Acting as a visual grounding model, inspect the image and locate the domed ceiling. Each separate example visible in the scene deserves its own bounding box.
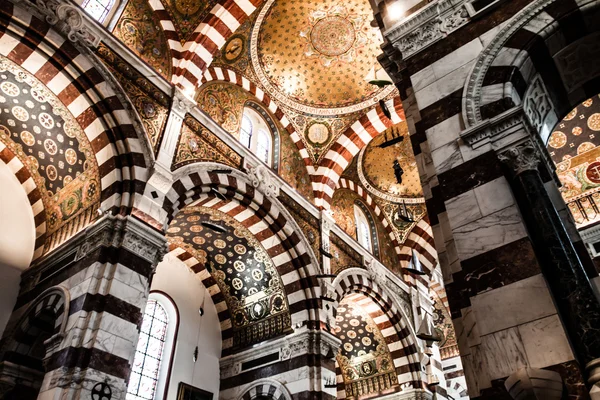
[334,294,398,397]
[0,57,100,244]
[167,205,291,349]
[251,0,395,116]
[359,122,423,201]
[548,95,600,228]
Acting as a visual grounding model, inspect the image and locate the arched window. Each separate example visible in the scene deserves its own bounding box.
[238,106,277,168]
[256,129,271,163]
[81,0,115,23]
[127,293,178,400]
[240,115,253,149]
[354,204,372,252]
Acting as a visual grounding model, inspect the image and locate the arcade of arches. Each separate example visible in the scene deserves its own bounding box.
[2,0,600,400]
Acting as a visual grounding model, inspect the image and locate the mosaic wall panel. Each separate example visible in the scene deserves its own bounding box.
[97,43,170,154]
[196,81,249,137]
[334,298,398,398]
[433,294,458,360]
[279,192,321,265]
[159,0,216,43]
[330,232,364,275]
[549,95,600,227]
[167,206,291,349]
[173,115,242,170]
[112,0,172,80]
[279,125,315,202]
[0,57,100,237]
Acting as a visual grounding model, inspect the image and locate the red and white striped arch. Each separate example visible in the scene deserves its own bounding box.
[332,268,424,390]
[0,3,152,254]
[170,0,264,91]
[313,98,405,209]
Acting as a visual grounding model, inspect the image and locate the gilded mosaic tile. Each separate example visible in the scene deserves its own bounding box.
[173,115,242,170]
[112,0,172,80]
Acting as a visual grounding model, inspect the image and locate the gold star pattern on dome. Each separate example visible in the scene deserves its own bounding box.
[255,0,393,111]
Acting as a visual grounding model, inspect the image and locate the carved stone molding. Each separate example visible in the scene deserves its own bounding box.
[23,0,101,47]
[171,87,196,118]
[522,74,555,140]
[460,106,532,148]
[246,162,281,198]
[384,1,469,59]
[498,140,541,176]
[462,0,557,127]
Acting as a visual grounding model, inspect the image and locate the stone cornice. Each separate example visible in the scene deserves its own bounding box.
[383,0,470,59]
[459,106,532,149]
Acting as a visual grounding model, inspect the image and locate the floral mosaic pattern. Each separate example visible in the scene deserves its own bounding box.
[196,82,249,136]
[160,0,213,43]
[0,57,100,236]
[279,128,315,202]
[335,297,398,398]
[173,115,242,170]
[167,206,291,349]
[113,0,172,79]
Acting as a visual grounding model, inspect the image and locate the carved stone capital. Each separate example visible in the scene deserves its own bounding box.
[171,87,196,117]
[498,140,541,176]
[245,162,281,198]
[31,0,100,47]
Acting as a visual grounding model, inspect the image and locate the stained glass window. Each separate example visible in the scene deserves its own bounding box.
[256,129,271,163]
[81,0,115,23]
[126,300,168,400]
[240,115,253,149]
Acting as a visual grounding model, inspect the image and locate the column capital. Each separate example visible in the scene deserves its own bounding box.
[497,140,541,176]
[171,86,196,117]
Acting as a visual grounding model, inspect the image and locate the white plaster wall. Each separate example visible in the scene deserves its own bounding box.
[151,254,222,400]
[0,161,35,336]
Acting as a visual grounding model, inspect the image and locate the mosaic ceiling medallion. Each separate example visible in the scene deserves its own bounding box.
[251,0,395,116]
[300,5,367,67]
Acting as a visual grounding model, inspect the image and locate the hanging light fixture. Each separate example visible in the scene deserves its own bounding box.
[201,220,228,233]
[403,249,426,275]
[416,312,442,343]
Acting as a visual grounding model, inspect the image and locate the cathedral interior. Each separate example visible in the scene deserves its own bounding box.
[1,0,600,399]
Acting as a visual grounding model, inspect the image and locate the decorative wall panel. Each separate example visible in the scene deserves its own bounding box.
[335,298,398,398]
[97,43,170,154]
[113,0,172,79]
[173,115,242,170]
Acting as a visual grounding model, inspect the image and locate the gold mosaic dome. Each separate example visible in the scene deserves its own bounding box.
[252,0,395,116]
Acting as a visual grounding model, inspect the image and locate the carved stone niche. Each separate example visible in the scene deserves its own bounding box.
[504,368,564,399]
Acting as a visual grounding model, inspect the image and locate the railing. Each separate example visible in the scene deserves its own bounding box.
[439,344,460,360]
[567,192,600,229]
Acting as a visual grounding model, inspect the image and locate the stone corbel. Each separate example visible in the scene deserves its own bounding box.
[245,160,281,198]
[29,0,101,47]
[171,86,197,118]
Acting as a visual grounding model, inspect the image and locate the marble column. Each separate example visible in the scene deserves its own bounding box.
[498,140,600,392]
